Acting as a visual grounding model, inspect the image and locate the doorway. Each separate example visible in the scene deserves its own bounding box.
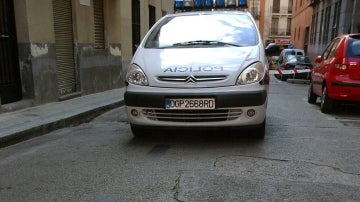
[0,0,22,104]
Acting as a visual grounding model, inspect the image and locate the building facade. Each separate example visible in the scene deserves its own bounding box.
[291,0,313,54]
[0,0,173,112]
[307,0,360,59]
[263,0,293,48]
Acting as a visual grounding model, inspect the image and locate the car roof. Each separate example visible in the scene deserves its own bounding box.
[336,33,360,38]
[281,48,304,52]
[165,10,251,17]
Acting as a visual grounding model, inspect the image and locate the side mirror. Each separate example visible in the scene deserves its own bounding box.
[315,56,322,63]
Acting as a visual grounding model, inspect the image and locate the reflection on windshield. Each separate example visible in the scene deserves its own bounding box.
[145,13,258,49]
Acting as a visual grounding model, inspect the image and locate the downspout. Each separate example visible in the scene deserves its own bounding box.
[351,0,357,33]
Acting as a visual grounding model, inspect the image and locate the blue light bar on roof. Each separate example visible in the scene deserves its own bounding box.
[227,0,236,7]
[174,0,183,10]
[238,0,247,8]
[183,0,193,8]
[174,0,247,11]
[204,0,214,8]
[193,0,204,8]
[215,0,225,8]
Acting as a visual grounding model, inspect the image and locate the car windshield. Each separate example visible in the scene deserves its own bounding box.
[286,55,311,63]
[284,50,303,56]
[144,13,258,49]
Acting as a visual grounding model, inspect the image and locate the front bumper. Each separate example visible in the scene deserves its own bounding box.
[124,85,268,127]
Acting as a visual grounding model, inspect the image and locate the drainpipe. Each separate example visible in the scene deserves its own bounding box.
[351,0,357,33]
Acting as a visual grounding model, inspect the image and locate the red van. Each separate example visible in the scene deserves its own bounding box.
[308,33,360,113]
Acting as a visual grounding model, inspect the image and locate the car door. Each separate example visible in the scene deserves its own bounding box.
[312,38,341,95]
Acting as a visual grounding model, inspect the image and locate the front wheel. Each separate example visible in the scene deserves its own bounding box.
[253,120,266,139]
[320,86,333,113]
[130,124,147,137]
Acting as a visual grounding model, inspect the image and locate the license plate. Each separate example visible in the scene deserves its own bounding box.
[165,98,215,109]
[295,65,307,69]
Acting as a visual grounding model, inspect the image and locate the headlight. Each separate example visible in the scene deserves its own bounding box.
[237,62,265,85]
[126,64,149,86]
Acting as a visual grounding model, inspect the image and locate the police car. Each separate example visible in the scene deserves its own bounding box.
[124,0,270,138]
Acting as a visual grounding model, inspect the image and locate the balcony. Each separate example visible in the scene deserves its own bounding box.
[270,28,291,36]
[271,6,293,15]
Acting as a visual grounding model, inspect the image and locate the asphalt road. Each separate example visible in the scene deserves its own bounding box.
[1,76,360,201]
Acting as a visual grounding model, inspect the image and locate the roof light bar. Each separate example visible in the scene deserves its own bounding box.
[238,0,247,8]
[215,0,225,8]
[194,0,204,8]
[227,0,236,8]
[174,0,248,12]
[183,0,193,8]
[204,0,214,8]
[174,0,183,10]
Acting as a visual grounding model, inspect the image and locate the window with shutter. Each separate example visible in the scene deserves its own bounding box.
[94,0,105,49]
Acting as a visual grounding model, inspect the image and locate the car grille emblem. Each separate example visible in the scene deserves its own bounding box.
[185,75,197,83]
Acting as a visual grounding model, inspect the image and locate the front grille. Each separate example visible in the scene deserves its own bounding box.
[144,109,242,122]
[158,75,227,83]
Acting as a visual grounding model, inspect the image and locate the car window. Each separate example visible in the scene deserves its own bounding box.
[328,38,341,58]
[346,36,360,57]
[284,51,292,56]
[144,13,258,48]
[295,56,311,63]
[323,38,340,60]
[284,50,303,56]
[286,55,310,63]
[285,55,296,60]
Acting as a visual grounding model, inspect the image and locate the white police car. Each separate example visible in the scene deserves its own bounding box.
[125,2,270,138]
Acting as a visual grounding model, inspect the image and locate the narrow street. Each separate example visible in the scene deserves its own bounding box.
[1,76,360,201]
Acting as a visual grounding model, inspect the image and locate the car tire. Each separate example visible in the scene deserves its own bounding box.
[320,86,333,113]
[253,120,266,139]
[130,124,147,137]
[307,83,317,104]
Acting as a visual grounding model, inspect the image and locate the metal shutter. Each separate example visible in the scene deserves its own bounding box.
[52,0,76,96]
[93,0,105,49]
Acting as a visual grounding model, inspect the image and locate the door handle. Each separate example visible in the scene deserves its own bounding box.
[0,34,10,38]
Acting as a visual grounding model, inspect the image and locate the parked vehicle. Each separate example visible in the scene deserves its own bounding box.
[308,33,360,113]
[275,55,313,81]
[124,9,272,138]
[277,48,305,66]
[265,43,281,58]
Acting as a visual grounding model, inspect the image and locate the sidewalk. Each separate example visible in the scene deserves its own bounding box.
[0,88,125,148]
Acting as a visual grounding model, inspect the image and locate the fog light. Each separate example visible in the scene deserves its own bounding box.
[247,109,256,117]
[142,109,155,116]
[228,109,242,120]
[131,109,139,117]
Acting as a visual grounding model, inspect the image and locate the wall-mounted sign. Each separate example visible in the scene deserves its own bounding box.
[275,39,291,45]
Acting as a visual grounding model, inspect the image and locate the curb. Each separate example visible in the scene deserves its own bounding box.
[0,100,124,148]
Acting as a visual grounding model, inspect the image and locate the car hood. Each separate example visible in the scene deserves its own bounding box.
[132,46,261,88]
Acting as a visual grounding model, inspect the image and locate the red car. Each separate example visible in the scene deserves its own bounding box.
[308,33,360,113]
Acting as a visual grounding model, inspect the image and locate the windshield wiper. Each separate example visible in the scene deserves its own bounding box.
[172,40,242,47]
